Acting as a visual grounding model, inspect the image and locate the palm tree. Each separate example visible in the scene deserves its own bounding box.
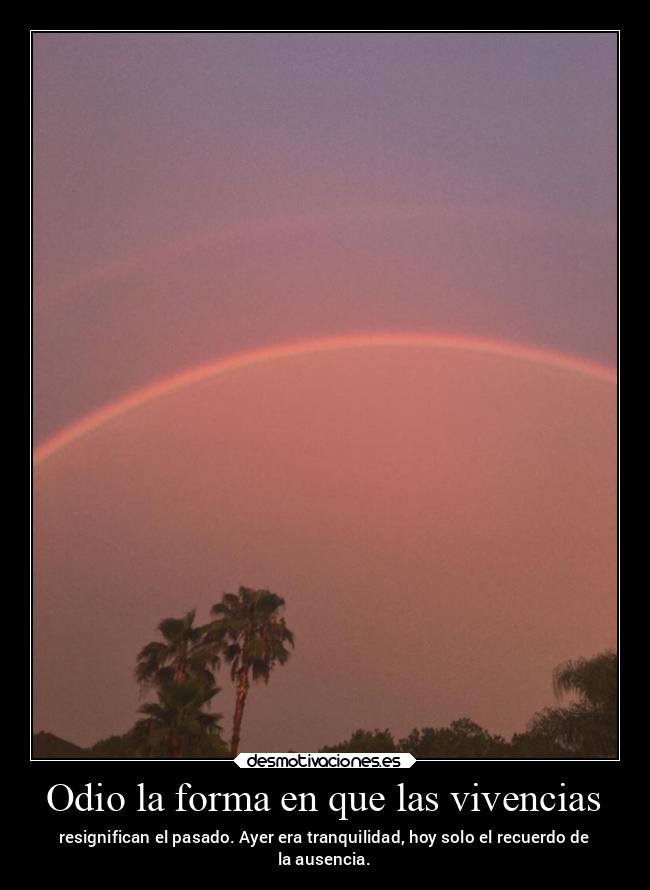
[208,586,295,756]
[527,650,617,756]
[133,675,222,757]
[553,650,617,714]
[135,609,220,689]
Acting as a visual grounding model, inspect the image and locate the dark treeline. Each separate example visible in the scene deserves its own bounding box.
[33,588,617,759]
[321,651,617,758]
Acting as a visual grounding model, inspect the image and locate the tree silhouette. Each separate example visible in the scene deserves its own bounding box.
[321,728,397,753]
[400,718,509,757]
[133,675,222,757]
[208,587,294,756]
[135,609,220,689]
[526,650,617,756]
[553,651,617,712]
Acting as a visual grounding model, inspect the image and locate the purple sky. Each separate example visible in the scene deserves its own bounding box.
[34,32,616,442]
[33,32,617,751]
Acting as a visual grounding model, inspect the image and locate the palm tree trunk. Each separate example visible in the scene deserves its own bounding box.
[169,730,183,758]
[230,669,250,756]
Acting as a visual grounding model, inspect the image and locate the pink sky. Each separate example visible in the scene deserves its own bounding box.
[33,32,617,751]
[34,347,616,749]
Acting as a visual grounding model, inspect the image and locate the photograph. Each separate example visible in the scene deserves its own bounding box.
[32,30,617,762]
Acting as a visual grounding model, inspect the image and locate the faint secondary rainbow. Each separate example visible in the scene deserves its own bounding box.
[34,333,616,466]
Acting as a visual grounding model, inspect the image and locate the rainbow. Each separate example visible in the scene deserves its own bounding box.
[33,333,617,466]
